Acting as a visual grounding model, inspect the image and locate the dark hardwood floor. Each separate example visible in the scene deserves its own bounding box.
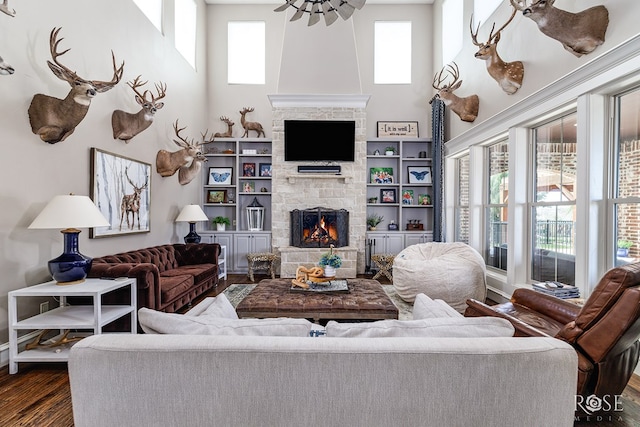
[2,273,639,426]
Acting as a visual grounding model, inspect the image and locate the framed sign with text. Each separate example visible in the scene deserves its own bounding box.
[377,121,419,137]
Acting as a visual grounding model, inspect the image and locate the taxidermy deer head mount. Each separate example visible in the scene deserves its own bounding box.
[156,119,206,179]
[0,0,15,17]
[239,107,265,138]
[28,27,125,144]
[112,75,167,142]
[431,62,479,123]
[0,55,14,75]
[470,9,524,95]
[178,129,212,185]
[213,116,234,138]
[510,0,608,57]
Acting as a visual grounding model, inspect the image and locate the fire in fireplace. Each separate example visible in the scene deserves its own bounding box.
[290,207,349,248]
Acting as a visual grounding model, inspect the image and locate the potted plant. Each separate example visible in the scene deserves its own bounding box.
[617,240,634,257]
[318,244,342,277]
[212,216,231,231]
[384,146,396,156]
[367,214,384,231]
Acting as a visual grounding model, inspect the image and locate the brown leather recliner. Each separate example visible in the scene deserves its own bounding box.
[465,262,640,398]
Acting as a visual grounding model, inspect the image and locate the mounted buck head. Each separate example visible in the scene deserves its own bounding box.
[431,62,479,123]
[510,0,608,57]
[28,27,124,144]
[239,107,265,138]
[213,116,234,138]
[155,119,205,178]
[0,55,14,75]
[178,130,211,185]
[470,9,524,95]
[111,75,167,142]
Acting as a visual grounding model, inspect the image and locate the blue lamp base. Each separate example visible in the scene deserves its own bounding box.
[184,222,201,244]
[48,229,92,285]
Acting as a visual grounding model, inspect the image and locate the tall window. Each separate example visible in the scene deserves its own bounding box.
[613,88,640,266]
[228,21,265,84]
[455,154,470,244]
[175,0,197,68]
[442,0,463,65]
[485,140,508,270]
[374,21,411,84]
[531,113,577,284]
[133,0,162,32]
[473,0,503,27]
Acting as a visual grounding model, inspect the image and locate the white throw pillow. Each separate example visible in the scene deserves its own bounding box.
[185,295,239,319]
[139,308,312,336]
[412,293,462,319]
[325,317,515,338]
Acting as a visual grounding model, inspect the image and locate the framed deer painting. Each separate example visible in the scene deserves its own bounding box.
[90,148,151,238]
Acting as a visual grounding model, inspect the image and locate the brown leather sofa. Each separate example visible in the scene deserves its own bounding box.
[88,243,221,313]
[465,262,640,399]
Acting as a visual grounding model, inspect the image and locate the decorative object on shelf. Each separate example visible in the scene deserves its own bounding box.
[384,146,396,156]
[407,166,432,184]
[431,62,479,123]
[246,197,265,231]
[28,27,124,144]
[274,0,366,27]
[90,148,150,238]
[419,194,432,205]
[367,213,384,231]
[510,0,608,58]
[242,149,258,155]
[243,181,255,193]
[28,194,110,285]
[470,9,524,95]
[319,244,342,278]
[617,240,634,258]
[112,75,167,142]
[370,167,394,184]
[156,119,206,178]
[402,189,414,205]
[0,55,14,75]
[239,107,265,138]
[175,204,209,244]
[367,196,378,204]
[208,167,233,185]
[380,188,397,204]
[260,187,269,192]
[419,151,427,158]
[212,216,231,231]
[1,0,16,16]
[213,116,234,138]
[388,220,399,231]
[377,121,419,138]
[243,162,256,177]
[373,149,381,156]
[259,163,272,177]
[406,219,424,231]
[207,190,227,204]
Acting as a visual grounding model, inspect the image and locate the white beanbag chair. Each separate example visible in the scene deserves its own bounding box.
[393,242,487,313]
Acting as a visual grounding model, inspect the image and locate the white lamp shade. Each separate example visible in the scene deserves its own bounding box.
[175,204,209,223]
[29,195,110,229]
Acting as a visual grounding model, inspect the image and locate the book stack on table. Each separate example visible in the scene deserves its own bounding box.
[532,282,580,299]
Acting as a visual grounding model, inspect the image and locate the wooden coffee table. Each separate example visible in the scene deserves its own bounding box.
[235,278,399,322]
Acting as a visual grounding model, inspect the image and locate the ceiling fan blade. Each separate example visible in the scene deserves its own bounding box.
[290,1,309,21]
[345,0,366,10]
[274,0,296,12]
[336,2,355,20]
[322,2,339,26]
[308,1,321,26]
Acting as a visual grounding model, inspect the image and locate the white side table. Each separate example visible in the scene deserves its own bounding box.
[8,277,137,374]
[218,245,227,280]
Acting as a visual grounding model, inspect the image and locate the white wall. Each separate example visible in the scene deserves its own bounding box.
[0,0,209,346]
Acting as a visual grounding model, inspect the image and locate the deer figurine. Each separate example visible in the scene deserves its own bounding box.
[156,119,205,177]
[28,27,124,144]
[510,0,608,57]
[0,0,15,17]
[431,62,479,123]
[0,55,14,75]
[178,130,211,185]
[470,9,524,95]
[120,167,149,231]
[111,75,167,142]
[213,116,234,138]
[239,107,265,138]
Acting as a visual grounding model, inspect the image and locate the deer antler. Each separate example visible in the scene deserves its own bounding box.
[152,82,167,102]
[488,8,517,43]
[172,119,193,148]
[90,51,124,92]
[48,27,75,78]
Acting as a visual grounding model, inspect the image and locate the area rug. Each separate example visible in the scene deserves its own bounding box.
[223,283,413,320]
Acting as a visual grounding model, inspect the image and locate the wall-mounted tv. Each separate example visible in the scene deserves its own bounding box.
[284,120,355,162]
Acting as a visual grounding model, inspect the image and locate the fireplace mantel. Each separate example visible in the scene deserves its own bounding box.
[268,94,371,108]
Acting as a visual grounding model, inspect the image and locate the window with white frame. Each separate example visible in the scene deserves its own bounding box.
[442,0,463,65]
[530,112,577,285]
[612,87,640,266]
[374,21,411,84]
[484,140,508,270]
[472,0,503,27]
[175,0,197,68]
[455,154,470,244]
[133,0,163,32]
[228,21,265,85]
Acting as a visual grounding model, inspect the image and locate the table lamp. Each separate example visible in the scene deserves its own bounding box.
[175,204,209,243]
[28,194,110,285]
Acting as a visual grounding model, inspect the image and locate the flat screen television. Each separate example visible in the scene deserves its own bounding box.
[284,120,355,162]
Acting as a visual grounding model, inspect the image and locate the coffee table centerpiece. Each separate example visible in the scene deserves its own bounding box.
[318,244,342,278]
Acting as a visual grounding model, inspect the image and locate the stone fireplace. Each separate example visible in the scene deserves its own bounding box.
[290,207,349,248]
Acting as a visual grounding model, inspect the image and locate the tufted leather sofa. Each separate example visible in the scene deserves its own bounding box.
[88,243,221,313]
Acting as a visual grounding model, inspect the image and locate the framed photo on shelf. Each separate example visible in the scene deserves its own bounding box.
[207,189,227,204]
[380,188,397,204]
[418,194,432,205]
[242,162,256,177]
[402,189,414,205]
[370,167,394,184]
[259,163,272,177]
[243,181,255,193]
[407,166,432,184]
[208,167,233,185]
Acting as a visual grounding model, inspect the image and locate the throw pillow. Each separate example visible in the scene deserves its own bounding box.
[412,293,462,319]
[325,317,515,338]
[185,295,238,319]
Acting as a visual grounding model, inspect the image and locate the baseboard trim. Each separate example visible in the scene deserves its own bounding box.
[0,330,44,369]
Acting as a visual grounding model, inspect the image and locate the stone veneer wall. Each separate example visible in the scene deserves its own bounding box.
[271,106,367,278]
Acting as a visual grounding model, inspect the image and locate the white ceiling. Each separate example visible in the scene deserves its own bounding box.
[204,0,434,4]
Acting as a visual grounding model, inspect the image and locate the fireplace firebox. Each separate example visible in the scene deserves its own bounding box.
[290,207,349,248]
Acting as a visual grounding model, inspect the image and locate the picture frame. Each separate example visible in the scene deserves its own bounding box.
[243,181,255,193]
[207,189,227,204]
[402,189,414,205]
[370,167,394,184]
[90,148,151,238]
[377,121,419,138]
[259,163,272,177]
[418,194,432,205]
[407,166,432,184]
[242,162,256,177]
[208,167,233,185]
[380,188,397,204]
